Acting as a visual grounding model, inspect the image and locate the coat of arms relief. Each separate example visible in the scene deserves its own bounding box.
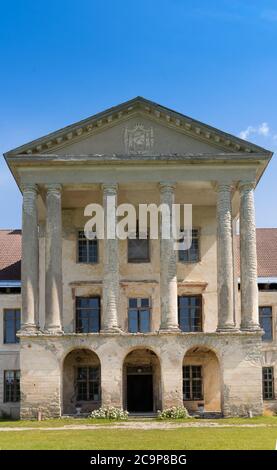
[124,123,154,154]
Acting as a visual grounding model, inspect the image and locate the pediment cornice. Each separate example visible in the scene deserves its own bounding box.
[4,97,272,157]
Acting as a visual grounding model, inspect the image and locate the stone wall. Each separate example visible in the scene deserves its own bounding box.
[19,331,263,419]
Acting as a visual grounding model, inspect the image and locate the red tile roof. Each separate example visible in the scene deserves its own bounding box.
[256,228,277,277]
[0,230,21,281]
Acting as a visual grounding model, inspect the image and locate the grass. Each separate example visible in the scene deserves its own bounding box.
[0,427,277,450]
[1,415,277,427]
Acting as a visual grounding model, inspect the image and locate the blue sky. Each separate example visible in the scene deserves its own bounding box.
[0,0,276,228]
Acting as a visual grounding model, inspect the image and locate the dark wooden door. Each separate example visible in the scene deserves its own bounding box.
[127,374,153,412]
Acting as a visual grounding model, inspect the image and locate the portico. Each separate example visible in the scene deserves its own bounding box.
[4,97,272,418]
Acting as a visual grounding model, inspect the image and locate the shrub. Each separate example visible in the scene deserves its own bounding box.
[157,406,189,420]
[89,406,129,420]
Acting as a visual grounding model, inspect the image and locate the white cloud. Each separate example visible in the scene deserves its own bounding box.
[239,122,270,140]
[258,122,270,137]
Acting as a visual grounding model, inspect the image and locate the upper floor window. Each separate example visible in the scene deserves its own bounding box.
[128,298,151,333]
[76,367,100,402]
[77,231,98,263]
[259,307,273,341]
[76,297,100,333]
[4,370,20,402]
[4,309,20,344]
[178,295,202,332]
[262,367,274,400]
[183,365,203,401]
[128,223,150,263]
[179,229,200,263]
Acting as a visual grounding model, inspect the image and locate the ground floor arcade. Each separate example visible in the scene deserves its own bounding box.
[17,331,263,419]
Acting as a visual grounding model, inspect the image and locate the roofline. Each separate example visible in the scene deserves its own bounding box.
[3,96,273,157]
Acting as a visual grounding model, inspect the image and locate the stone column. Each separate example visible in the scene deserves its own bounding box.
[21,184,39,331]
[239,181,260,330]
[44,184,63,333]
[216,183,236,331]
[159,182,179,331]
[102,183,120,332]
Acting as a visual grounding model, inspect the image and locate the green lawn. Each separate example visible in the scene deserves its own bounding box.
[0,427,277,450]
[0,415,277,427]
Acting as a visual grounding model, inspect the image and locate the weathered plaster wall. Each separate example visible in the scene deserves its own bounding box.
[19,332,263,419]
[0,294,21,418]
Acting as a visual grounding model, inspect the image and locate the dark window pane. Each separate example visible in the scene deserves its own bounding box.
[179,229,199,263]
[76,297,100,333]
[4,370,20,402]
[178,296,202,332]
[128,309,138,333]
[183,365,203,401]
[263,367,274,400]
[128,238,150,263]
[4,309,21,344]
[78,231,98,263]
[259,307,273,341]
[76,367,100,401]
[139,309,150,333]
[129,298,137,308]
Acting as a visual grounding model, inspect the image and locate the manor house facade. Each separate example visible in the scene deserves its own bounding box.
[0,97,276,419]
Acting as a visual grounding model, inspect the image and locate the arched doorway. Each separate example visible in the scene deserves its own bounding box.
[123,348,161,414]
[183,346,221,414]
[63,349,101,415]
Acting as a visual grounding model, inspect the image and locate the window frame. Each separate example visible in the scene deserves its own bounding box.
[76,366,101,402]
[178,295,203,332]
[4,370,20,403]
[76,229,98,264]
[128,298,151,333]
[4,308,21,344]
[75,296,101,333]
[262,367,275,400]
[259,306,273,342]
[183,365,203,401]
[178,228,200,264]
[127,223,150,263]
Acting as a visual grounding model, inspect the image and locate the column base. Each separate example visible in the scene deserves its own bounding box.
[240,323,261,332]
[43,325,64,335]
[159,325,180,333]
[216,324,239,332]
[101,326,122,334]
[19,323,39,335]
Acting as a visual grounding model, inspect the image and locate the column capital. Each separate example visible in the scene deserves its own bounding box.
[22,183,38,194]
[45,183,62,194]
[159,181,176,193]
[238,180,256,192]
[215,181,234,192]
[102,183,118,195]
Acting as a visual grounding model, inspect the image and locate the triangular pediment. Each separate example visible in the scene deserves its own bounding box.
[5,97,271,157]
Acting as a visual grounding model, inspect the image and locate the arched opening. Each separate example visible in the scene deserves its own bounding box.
[183,346,221,414]
[123,348,161,414]
[63,348,101,415]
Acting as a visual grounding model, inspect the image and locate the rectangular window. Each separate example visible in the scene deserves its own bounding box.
[263,367,274,400]
[4,370,20,402]
[178,296,202,332]
[76,367,100,401]
[76,297,100,333]
[183,365,203,400]
[128,298,151,333]
[179,229,200,263]
[128,223,150,263]
[4,309,21,344]
[77,231,98,263]
[259,307,273,341]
